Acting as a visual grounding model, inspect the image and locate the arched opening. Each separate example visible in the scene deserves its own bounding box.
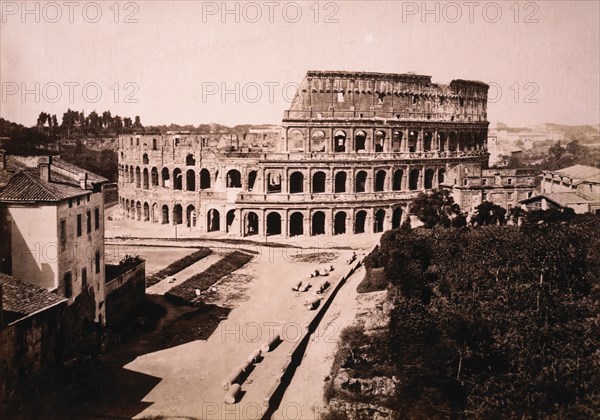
[135,167,141,188]
[289,212,304,237]
[129,167,134,184]
[187,205,196,227]
[226,209,236,233]
[151,167,158,187]
[311,211,325,236]
[355,171,368,193]
[459,132,467,151]
[354,210,367,234]
[245,212,259,236]
[143,202,150,221]
[374,209,385,233]
[438,132,447,151]
[355,130,366,152]
[312,171,326,193]
[335,171,347,193]
[248,171,257,191]
[408,130,418,152]
[142,168,149,189]
[423,132,433,151]
[392,130,403,151]
[288,129,304,152]
[135,201,141,220]
[311,130,326,152]
[162,205,169,224]
[161,168,170,188]
[375,170,386,192]
[152,138,157,150]
[409,169,420,190]
[152,203,158,223]
[124,199,129,217]
[267,171,282,193]
[438,168,446,184]
[186,154,196,166]
[173,168,182,190]
[393,169,403,191]
[266,212,282,236]
[424,169,435,189]
[186,170,195,191]
[227,170,242,188]
[173,204,183,225]
[200,169,211,189]
[142,153,149,165]
[374,130,386,152]
[334,212,347,235]
[334,130,346,152]
[449,132,458,151]
[392,208,403,229]
[207,209,220,232]
[289,172,304,194]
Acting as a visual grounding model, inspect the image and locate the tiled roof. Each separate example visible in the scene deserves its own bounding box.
[553,165,600,181]
[0,273,66,320]
[520,192,597,206]
[51,158,107,184]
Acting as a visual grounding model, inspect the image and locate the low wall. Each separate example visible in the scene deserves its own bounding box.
[105,262,145,326]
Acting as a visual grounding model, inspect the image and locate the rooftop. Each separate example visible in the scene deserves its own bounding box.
[549,165,600,183]
[520,192,598,207]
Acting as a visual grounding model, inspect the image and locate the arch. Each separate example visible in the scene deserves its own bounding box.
[374,209,385,233]
[335,171,347,193]
[226,209,236,233]
[248,170,257,191]
[186,154,196,166]
[374,130,386,152]
[289,212,304,237]
[334,130,347,152]
[161,204,169,224]
[125,199,130,217]
[142,168,149,189]
[375,170,386,192]
[354,210,367,234]
[143,202,150,221]
[151,167,159,187]
[227,170,242,188]
[409,169,420,190]
[152,138,157,151]
[186,169,196,191]
[392,130,403,151]
[135,201,142,221]
[187,205,196,227]
[161,167,170,188]
[129,166,134,184]
[334,212,347,235]
[438,132,447,151]
[244,212,259,236]
[311,211,325,236]
[355,130,366,152]
[311,130,326,152]
[393,169,403,191]
[459,132,467,151]
[449,132,458,151]
[438,168,446,184]
[266,212,282,236]
[200,169,211,189]
[288,129,304,152]
[423,131,433,151]
[392,207,403,229]
[124,165,129,183]
[173,168,182,190]
[289,172,304,194]
[151,203,158,223]
[355,171,368,193]
[424,169,435,189]
[408,130,418,152]
[267,171,282,193]
[135,167,141,188]
[312,171,326,193]
[207,209,220,232]
[173,204,183,225]
[142,153,149,165]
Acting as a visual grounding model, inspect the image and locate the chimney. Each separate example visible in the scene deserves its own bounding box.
[38,156,52,182]
[79,172,88,190]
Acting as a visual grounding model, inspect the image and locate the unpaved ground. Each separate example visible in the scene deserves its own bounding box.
[105,244,201,275]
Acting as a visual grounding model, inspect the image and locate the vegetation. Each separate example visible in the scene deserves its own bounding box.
[410,190,466,228]
[339,213,600,418]
[105,254,145,281]
[145,248,212,287]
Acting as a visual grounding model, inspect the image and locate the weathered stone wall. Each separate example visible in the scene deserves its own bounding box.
[105,261,145,326]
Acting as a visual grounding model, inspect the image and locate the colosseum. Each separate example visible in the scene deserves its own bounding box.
[118,70,491,237]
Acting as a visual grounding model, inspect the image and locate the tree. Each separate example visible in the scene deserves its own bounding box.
[471,201,507,226]
[548,143,565,161]
[411,189,463,228]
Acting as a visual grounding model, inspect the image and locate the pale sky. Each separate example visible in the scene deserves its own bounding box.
[1,1,599,127]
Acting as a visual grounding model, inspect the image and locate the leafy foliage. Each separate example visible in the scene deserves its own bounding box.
[411,189,464,228]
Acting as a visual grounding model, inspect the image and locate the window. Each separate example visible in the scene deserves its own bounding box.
[95,251,101,274]
[337,92,344,102]
[507,192,514,200]
[507,178,513,185]
[86,210,92,234]
[94,207,100,230]
[482,179,487,185]
[77,214,82,237]
[87,194,90,202]
[68,199,73,208]
[82,268,87,287]
[483,193,488,200]
[60,219,67,250]
[77,197,80,206]
[64,272,72,298]
[463,179,469,186]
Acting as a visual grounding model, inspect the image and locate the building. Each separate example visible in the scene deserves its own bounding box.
[0,156,109,325]
[118,70,499,237]
[520,165,600,214]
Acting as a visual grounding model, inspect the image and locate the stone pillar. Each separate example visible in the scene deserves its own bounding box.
[403,128,409,152]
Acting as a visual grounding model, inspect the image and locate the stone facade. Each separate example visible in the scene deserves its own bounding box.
[118,70,497,237]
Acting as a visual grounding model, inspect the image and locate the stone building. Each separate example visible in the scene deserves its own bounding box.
[117,70,532,237]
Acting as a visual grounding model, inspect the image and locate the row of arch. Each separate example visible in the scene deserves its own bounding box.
[122,199,197,227]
